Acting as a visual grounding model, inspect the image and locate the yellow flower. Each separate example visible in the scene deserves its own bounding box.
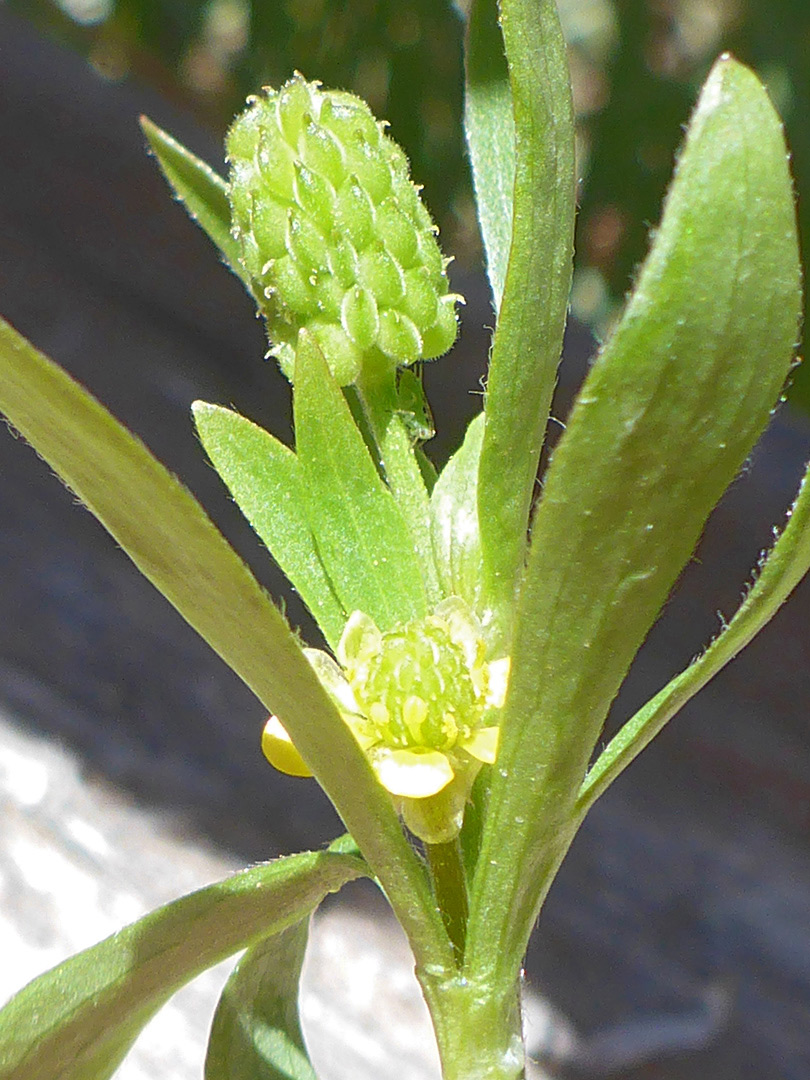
[261,597,510,842]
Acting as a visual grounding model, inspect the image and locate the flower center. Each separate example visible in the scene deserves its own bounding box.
[345,615,484,752]
[261,599,507,841]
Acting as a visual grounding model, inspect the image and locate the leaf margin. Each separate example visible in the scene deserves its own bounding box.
[0,851,365,1080]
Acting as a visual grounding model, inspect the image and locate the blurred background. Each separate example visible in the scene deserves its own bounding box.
[1,2,810,1078]
[4,0,809,399]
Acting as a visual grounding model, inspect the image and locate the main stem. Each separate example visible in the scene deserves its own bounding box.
[421,839,525,1079]
[419,966,526,1080]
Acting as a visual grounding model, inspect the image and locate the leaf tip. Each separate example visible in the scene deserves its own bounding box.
[139,114,161,148]
[191,400,221,432]
[700,50,766,114]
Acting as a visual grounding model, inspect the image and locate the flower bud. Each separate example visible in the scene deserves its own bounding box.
[227,74,461,385]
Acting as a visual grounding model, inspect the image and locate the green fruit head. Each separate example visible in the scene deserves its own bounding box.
[227,74,461,385]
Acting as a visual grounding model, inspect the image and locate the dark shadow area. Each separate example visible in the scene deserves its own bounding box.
[2,12,810,1077]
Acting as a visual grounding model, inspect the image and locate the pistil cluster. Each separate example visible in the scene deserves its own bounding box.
[227,74,460,385]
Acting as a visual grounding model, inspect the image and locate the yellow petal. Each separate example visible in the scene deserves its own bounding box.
[461,726,500,764]
[261,716,313,778]
[485,657,511,709]
[371,747,454,798]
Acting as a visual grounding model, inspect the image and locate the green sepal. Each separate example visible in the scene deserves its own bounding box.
[293,331,429,630]
[140,116,248,288]
[0,852,365,1080]
[466,55,803,993]
[430,412,485,616]
[192,402,346,650]
[205,921,317,1080]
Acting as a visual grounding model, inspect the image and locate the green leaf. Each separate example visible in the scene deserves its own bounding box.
[379,414,443,609]
[466,56,803,991]
[0,319,452,975]
[351,362,441,605]
[578,455,810,814]
[325,832,364,859]
[140,115,249,288]
[192,402,346,650]
[396,368,435,443]
[293,331,428,631]
[475,0,577,648]
[430,412,485,614]
[382,370,441,603]
[0,852,364,1080]
[205,922,316,1080]
[0,319,327,740]
[464,0,515,313]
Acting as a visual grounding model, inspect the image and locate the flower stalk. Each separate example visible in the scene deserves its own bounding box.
[426,838,469,964]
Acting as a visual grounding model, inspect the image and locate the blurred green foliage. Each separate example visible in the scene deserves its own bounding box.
[569,0,810,405]
[8,0,466,229]
[12,0,809,401]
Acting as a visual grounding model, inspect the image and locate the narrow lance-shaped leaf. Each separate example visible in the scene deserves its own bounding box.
[578,455,810,814]
[205,921,316,1080]
[0,851,365,1080]
[193,402,346,650]
[466,56,803,991]
[140,116,249,287]
[0,319,452,974]
[475,0,577,648]
[464,0,516,312]
[294,331,429,631]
